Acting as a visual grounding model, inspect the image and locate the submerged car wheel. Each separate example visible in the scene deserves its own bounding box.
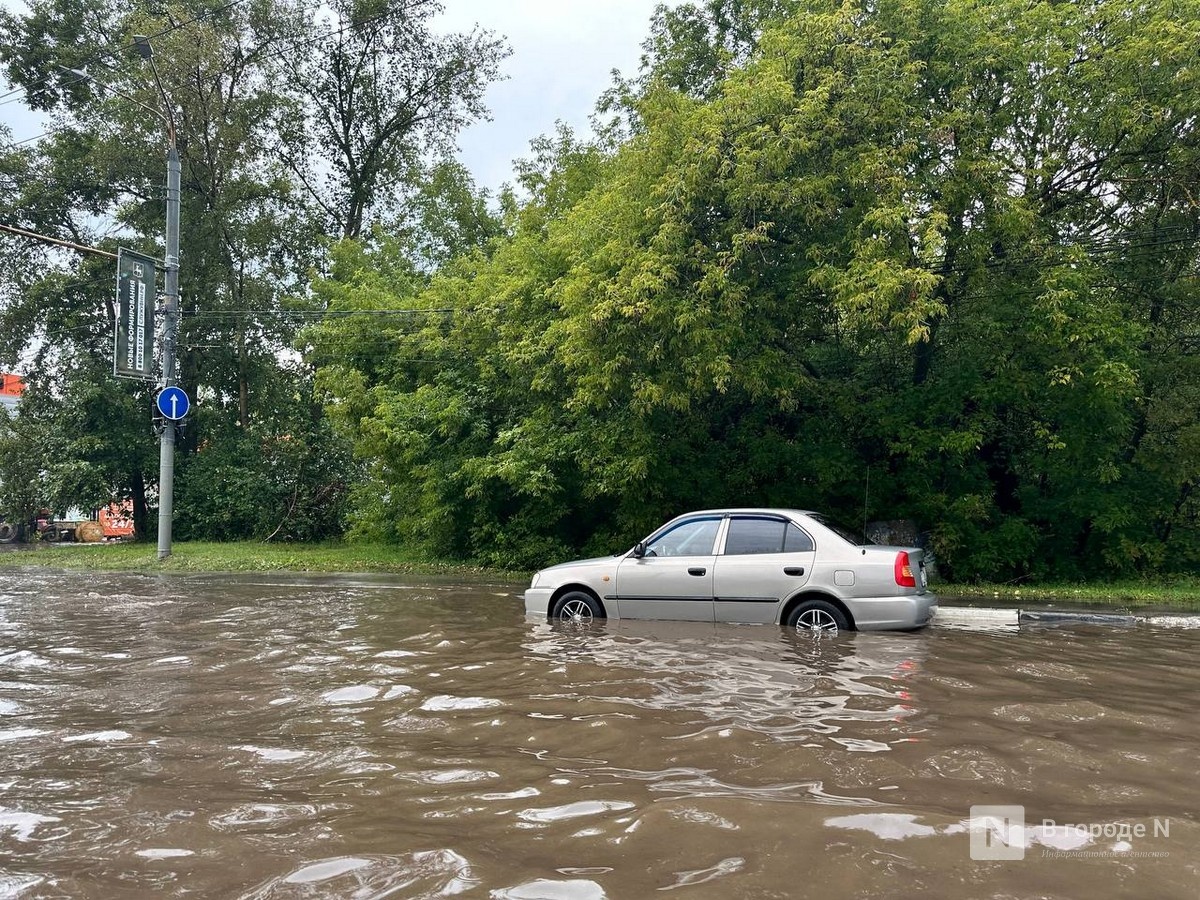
[551,591,603,625]
[787,599,849,633]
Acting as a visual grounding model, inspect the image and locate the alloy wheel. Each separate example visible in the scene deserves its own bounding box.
[795,608,839,633]
[558,598,594,624]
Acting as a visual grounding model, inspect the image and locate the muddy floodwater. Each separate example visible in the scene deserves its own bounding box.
[1,572,1197,898]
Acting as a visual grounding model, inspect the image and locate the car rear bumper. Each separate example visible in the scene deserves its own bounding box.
[524,587,554,617]
[850,592,938,631]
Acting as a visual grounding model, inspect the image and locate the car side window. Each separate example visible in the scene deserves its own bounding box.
[724,517,787,555]
[722,518,814,555]
[783,522,815,553]
[647,518,721,557]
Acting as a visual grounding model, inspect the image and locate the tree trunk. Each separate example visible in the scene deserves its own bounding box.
[238,327,249,427]
[130,469,148,541]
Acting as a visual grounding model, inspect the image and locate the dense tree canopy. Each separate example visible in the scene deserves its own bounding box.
[310,0,1200,579]
[0,0,506,541]
[0,0,1194,580]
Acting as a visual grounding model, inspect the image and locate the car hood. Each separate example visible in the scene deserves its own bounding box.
[537,554,622,575]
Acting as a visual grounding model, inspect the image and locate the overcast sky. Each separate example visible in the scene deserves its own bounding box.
[439,0,678,192]
[0,0,680,193]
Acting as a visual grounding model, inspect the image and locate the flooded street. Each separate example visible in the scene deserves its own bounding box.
[1,572,1197,898]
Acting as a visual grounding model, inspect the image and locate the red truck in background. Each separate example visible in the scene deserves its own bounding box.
[0,372,22,414]
[1,503,136,544]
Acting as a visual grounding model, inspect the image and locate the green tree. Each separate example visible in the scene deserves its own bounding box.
[312,0,1200,578]
[0,0,507,542]
[268,0,508,239]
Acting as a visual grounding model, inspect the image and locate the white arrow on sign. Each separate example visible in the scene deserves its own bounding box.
[157,387,190,420]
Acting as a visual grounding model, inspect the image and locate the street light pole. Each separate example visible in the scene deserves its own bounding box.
[132,35,181,561]
[158,139,180,560]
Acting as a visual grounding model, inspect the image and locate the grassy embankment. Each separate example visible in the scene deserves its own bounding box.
[934,580,1200,611]
[0,540,524,581]
[2,540,1197,610]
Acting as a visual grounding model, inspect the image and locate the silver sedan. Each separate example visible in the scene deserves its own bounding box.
[524,509,937,631]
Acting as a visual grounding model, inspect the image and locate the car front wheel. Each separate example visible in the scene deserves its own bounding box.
[787,599,849,633]
[551,591,603,625]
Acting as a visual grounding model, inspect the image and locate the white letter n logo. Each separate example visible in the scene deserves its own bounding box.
[969,805,1026,860]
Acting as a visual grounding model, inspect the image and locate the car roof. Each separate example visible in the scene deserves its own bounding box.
[672,508,818,518]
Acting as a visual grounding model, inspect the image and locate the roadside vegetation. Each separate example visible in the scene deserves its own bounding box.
[1,1,1197,588]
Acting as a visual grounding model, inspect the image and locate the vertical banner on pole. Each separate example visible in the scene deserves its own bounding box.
[115,249,157,380]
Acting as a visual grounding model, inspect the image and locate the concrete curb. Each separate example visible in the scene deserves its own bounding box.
[933,606,1193,629]
[932,607,1019,628]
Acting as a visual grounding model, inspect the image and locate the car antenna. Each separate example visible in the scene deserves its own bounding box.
[861,465,869,554]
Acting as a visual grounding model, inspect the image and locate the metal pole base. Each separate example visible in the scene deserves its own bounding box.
[156,424,175,560]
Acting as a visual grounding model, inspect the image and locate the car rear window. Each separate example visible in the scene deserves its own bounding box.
[809,514,875,546]
[725,518,814,555]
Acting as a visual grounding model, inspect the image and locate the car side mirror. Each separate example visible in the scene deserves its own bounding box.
[632,541,646,559]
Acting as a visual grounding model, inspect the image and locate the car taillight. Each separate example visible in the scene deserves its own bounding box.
[894,551,917,588]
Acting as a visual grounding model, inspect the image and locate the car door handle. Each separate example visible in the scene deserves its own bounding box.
[784,567,805,576]
[688,567,706,576]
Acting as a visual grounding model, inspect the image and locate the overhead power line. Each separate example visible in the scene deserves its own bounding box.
[184,307,461,319]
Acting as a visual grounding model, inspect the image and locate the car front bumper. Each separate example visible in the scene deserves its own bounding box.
[524,587,554,617]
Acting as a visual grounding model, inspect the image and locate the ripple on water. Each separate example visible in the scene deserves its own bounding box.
[919,747,1027,785]
[62,731,132,744]
[237,746,310,762]
[478,787,540,801]
[135,848,195,859]
[0,874,45,896]
[0,809,62,841]
[0,728,48,743]
[209,803,319,834]
[993,700,1109,723]
[659,857,745,891]
[0,651,52,668]
[516,800,636,824]
[241,850,476,899]
[420,695,503,712]
[491,879,606,900]
[826,812,938,840]
[399,768,500,785]
[666,808,738,830]
[321,685,380,704]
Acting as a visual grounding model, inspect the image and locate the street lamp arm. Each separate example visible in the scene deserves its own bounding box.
[60,66,175,146]
[145,56,178,147]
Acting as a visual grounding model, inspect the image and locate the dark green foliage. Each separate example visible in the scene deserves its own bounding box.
[0,0,507,544]
[174,389,355,542]
[311,0,1200,579]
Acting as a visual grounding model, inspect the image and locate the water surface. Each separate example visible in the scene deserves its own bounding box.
[0,572,1196,897]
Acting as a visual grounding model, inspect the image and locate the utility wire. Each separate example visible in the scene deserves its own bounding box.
[183,307,462,319]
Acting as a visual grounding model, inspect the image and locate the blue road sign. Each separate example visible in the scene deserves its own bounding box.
[156,386,190,420]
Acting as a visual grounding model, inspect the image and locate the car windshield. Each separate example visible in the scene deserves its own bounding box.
[810,514,875,547]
